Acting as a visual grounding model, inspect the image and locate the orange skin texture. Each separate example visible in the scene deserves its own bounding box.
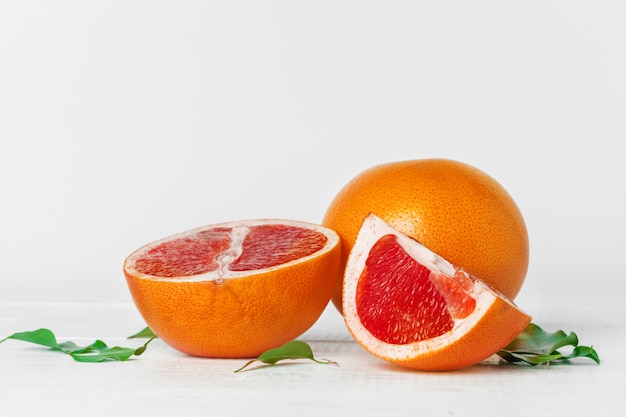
[125,239,340,358]
[323,159,529,312]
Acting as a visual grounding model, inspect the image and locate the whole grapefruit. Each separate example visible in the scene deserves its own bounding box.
[322,159,529,312]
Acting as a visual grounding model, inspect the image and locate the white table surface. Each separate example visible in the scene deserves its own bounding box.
[0,292,623,417]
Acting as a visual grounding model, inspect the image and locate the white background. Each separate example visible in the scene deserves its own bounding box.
[1,1,624,304]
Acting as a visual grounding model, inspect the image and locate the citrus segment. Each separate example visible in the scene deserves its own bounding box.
[230,224,328,271]
[343,214,532,371]
[134,228,231,277]
[124,219,340,358]
[323,158,529,312]
[356,234,455,344]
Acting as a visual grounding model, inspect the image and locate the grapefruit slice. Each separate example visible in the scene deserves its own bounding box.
[124,219,340,358]
[342,214,532,371]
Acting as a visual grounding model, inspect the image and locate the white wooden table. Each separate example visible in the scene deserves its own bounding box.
[1,293,623,416]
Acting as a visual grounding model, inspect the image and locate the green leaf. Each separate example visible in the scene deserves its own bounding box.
[1,328,156,363]
[566,345,601,363]
[1,328,64,351]
[234,340,338,372]
[128,326,157,339]
[497,323,600,365]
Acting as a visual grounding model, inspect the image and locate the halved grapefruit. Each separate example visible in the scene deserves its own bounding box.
[343,214,532,371]
[124,219,340,358]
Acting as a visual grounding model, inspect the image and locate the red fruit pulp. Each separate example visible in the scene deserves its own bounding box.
[134,225,328,277]
[355,234,476,345]
[230,225,328,271]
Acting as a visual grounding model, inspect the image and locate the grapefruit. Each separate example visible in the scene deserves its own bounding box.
[123,219,340,358]
[323,158,529,312]
[343,214,532,371]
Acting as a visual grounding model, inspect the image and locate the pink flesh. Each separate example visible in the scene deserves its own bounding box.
[230,224,327,271]
[134,224,327,277]
[134,228,232,277]
[355,234,475,345]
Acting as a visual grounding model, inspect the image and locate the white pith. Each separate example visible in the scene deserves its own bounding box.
[343,214,498,360]
[123,218,340,282]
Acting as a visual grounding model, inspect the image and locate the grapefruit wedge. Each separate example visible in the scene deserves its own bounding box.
[343,214,532,371]
[124,219,340,358]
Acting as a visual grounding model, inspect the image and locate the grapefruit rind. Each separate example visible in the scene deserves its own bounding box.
[343,214,531,371]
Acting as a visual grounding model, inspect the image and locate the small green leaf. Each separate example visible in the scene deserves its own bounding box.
[69,346,136,363]
[133,336,156,356]
[497,323,600,365]
[1,328,156,363]
[566,345,601,363]
[234,340,338,372]
[1,328,64,351]
[128,326,157,339]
